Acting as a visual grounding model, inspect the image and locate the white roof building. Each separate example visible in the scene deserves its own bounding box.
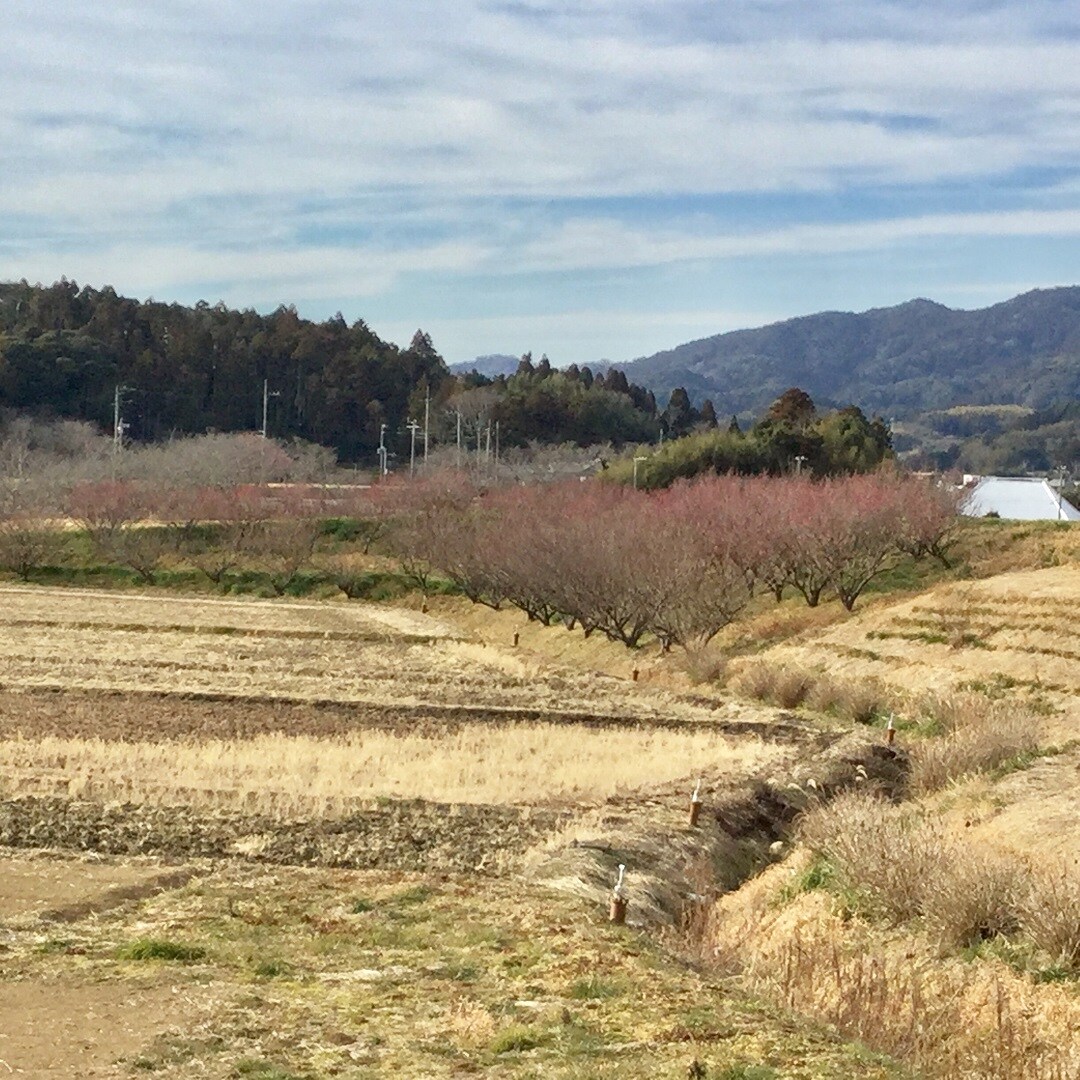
[962,476,1080,521]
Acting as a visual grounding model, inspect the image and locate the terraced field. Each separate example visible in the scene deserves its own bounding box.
[759,566,1080,734]
[0,583,800,842]
[0,583,899,1079]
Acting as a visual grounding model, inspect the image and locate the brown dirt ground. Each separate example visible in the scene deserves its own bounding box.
[0,977,198,1078]
[0,851,211,1078]
[0,851,175,921]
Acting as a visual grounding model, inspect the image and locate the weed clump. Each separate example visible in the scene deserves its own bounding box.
[908,693,1042,794]
[116,938,207,963]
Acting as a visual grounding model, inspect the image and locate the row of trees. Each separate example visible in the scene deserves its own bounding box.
[381,471,962,648]
[1,283,896,472]
[0,281,668,460]
[609,388,894,488]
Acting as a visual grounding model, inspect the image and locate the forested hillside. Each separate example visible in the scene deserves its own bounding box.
[0,281,661,460]
[620,287,1080,418]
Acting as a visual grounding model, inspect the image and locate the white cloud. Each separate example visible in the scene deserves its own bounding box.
[3,0,1080,358]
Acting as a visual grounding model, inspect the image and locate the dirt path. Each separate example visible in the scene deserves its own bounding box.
[0,978,196,1078]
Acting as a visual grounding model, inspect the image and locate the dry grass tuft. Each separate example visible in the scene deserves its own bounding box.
[795,789,1080,974]
[732,661,889,723]
[1017,862,1080,971]
[909,694,1043,794]
[713,893,1080,1080]
[446,999,498,1048]
[804,675,888,724]
[730,663,815,709]
[798,793,944,924]
[797,792,1025,951]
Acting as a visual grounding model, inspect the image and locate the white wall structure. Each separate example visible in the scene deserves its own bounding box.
[963,477,1080,521]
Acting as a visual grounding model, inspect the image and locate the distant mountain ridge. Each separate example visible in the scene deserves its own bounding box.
[618,287,1080,418]
[450,354,520,378]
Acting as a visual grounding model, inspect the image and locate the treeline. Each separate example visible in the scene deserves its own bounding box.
[0,424,959,643]
[0,281,661,460]
[0,279,446,461]
[608,388,893,488]
[0,282,898,472]
[379,471,961,648]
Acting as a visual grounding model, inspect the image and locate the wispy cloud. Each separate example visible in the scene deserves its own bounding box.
[3,0,1080,360]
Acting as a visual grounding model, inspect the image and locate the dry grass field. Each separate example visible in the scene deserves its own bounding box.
[743,566,1080,735]
[2,527,1078,1079]
[0,585,793,819]
[0,575,902,1078]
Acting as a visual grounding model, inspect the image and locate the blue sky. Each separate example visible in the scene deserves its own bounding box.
[4,0,1080,365]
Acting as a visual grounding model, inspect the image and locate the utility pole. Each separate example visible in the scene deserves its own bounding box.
[456,411,462,469]
[261,379,281,438]
[113,384,129,453]
[423,388,430,464]
[378,423,388,477]
[494,420,500,476]
[1054,465,1069,520]
[407,419,420,477]
[485,420,492,462]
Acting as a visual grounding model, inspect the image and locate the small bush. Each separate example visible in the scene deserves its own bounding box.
[116,938,207,963]
[490,1024,544,1054]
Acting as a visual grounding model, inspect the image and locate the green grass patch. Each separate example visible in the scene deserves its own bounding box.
[116,937,207,963]
[233,1060,307,1079]
[779,856,836,902]
[717,1065,780,1080]
[252,958,294,979]
[568,975,624,1000]
[490,1024,546,1054]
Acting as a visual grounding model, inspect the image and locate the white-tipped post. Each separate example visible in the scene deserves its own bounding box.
[886,715,897,746]
[609,863,628,924]
[689,778,703,827]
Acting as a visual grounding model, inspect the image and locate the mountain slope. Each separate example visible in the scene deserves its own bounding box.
[620,287,1080,417]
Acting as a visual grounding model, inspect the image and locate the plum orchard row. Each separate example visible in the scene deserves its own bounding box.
[379,472,961,649]
[0,471,959,638]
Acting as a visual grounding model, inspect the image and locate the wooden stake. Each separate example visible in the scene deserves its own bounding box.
[688,778,703,827]
[513,631,519,647]
[610,864,628,924]
[886,716,896,746]
[631,668,639,682]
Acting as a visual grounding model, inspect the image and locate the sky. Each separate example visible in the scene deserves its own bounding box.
[4,1,1080,366]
